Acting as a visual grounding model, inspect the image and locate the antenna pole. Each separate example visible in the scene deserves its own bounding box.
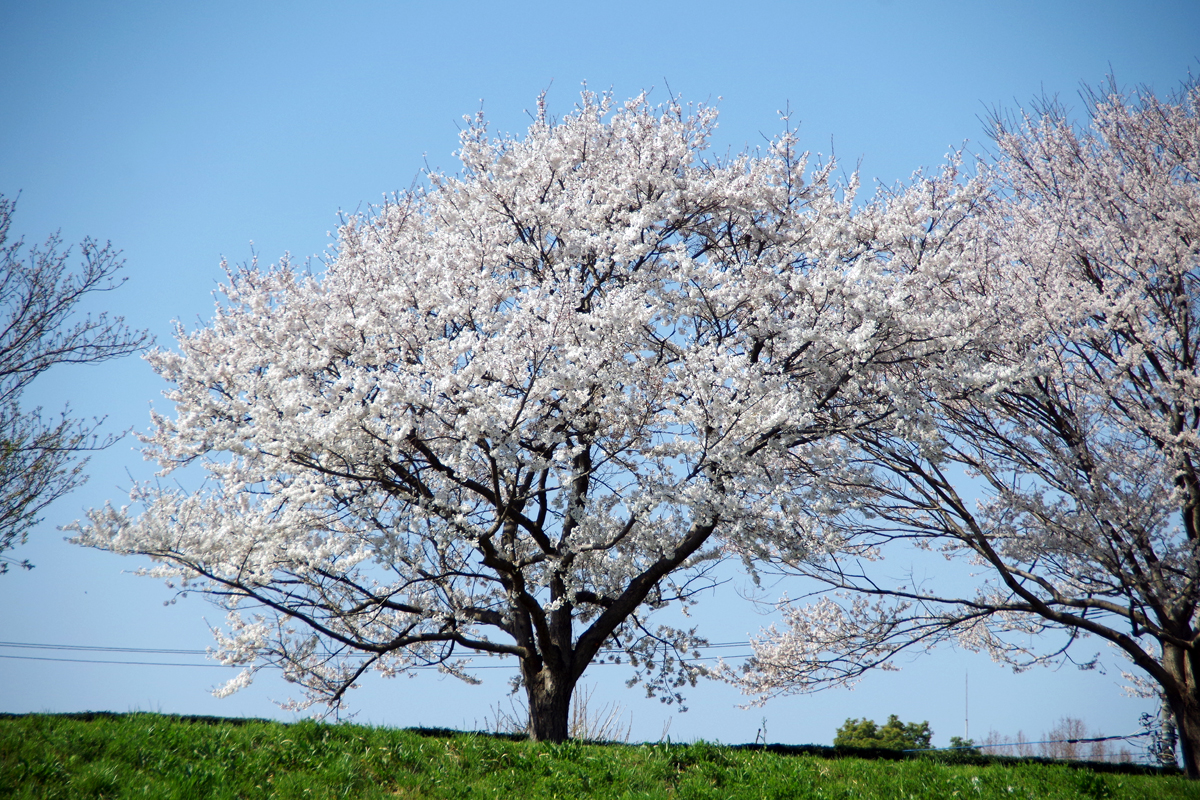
[965,670,969,740]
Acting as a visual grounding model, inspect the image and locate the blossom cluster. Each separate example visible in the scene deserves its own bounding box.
[730,80,1200,770]
[73,90,981,717]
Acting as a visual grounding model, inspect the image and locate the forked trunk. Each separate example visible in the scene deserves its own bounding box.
[524,666,576,743]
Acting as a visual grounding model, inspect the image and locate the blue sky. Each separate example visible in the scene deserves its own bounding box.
[1,0,1197,749]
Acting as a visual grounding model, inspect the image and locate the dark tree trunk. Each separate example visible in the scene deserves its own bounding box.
[1177,710,1200,779]
[524,664,575,743]
[1167,691,1200,779]
[1162,643,1200,779]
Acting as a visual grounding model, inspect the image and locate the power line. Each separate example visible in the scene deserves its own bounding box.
[0,652,749,669]
[904,731,1151,753]
[0,643,1162,763]
[0,642,748,652]
[0,640,751,670]
[0,641,207,655]
[0,640,751,655]
[0,654,233,668]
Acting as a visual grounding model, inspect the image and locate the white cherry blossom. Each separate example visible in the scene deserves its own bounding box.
[731,79,1200,777]
[73,91,964,741]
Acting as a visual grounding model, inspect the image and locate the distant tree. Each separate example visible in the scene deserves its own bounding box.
[834,714,932,750]
[948,736,979,754]
[1088,737,1111,763]
[981,730,1026,758]
[0,195,149,573]
[73,92,966,741]
[727,78,1200,778]
[1040,717,1088,761]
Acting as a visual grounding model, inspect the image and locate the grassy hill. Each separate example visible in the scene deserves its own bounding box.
[0,712,1191,799]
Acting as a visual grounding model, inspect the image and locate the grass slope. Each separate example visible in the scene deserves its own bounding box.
[0,713,1192,799]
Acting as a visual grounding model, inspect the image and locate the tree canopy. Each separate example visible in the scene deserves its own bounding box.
[730,79,1200,776]
[834,714,933,751]
[73,91,969,741]
[72,78,1200,765]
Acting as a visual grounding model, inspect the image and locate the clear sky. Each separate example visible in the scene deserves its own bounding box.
[1,0,1197,751]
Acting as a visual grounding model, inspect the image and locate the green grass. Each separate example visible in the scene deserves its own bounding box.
[0,712,1193,799]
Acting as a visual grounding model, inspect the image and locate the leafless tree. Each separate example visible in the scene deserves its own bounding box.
[0,194,149,573]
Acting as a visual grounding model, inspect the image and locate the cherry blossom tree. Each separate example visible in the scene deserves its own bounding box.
[0,195,149,574]
[73,91,968,741]
[729,80,1200,776]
